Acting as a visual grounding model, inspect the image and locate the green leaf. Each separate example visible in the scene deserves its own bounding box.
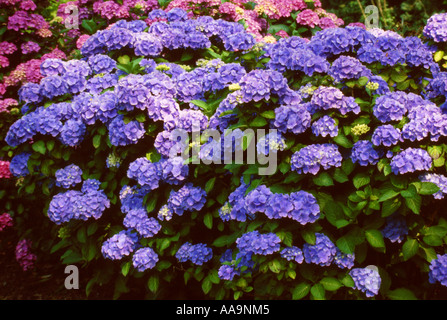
[32,140,46,155]
[249,116,267,127]
[381,198,401,217]
[333,134,353,148]
[358,76,369,86]
[312,172,334,187]
[353,173,370,189]
[379,189,400,202]
[336,236,355,255]
[205,177,216,193]
[390,71,408,83]
[76,228,87,244]
[387,288,417,300]
[202,277,212,295]
[310,283,325,300]
[434,50,445,62]
[93,135,101,149]
[365,229,385,252]
[417,182,440,195]
[190,100,210,112]
[402,238,419,261]
[333,168,349,183]
[121,262,131,276]
[148,276,159,293]
[302,230,316,245]
[405,194,421,214]
[203,213,213,230]
[260,110,276,119]
[292,283,310,300]
[320,277,342,291]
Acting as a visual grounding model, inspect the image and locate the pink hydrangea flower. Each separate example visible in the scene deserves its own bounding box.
[296,9,320,28]
[0,98,18,113]
[21,41,40,54]
[20,0,36,10]
[76,34,91,49]
[0,56,9,68]
[0,42,17,55]
[0,213,13,231]
[0,162,12,179]
[15,239,37,271]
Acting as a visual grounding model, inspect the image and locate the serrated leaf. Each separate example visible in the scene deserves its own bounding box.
[292,283,310,300]
[379,189,400,202]
[204,213,213,229]
[365,229,385,252]
[336,236,355,254]
[310,283,325,300]
[353,173,370,189]
[148,276,159,293]
[387,288,417,300]
[320,277,342,291]
[249,116,267,127]
[402,238,419,261]
[32,140,46,155]
[405,194,421,214]
[312,172,334,187]
[260,110,276,119]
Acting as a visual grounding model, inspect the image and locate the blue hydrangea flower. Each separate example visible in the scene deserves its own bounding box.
[264,193,294,220]
[390,148,432,174]
[124,209,161,238]
[47,190,83,224]
[423,13,447,43]
[40,75,69,99]
[59,119,86,147]
[273,104,311,135]
[256,132,286,156]
[9,152,31,177]
[40,59,66,77]
[291,144,343,175]
[127,157,161,190]
[311,116,338,138]
[381,214,408,243]
[119,185,150,214]
[101,230,139,260]
[280,246,304,264]
[236,231,281,256]
[373,92,408,123]
[328,55,371,82]
[108,115,145,146]
[218,265,239,281]
[349,267,381,297]
[289,190,321,225]
[429,254,447,287]
[18,82,42,104]
[160,156,189,185]
[167,183,206,216]
[62,71,87,94]
[302,233,336,267]
[133,32,163,57]
[245,185,272,214]
[55,164,83,189]
[132,247,159,272]
[223,32,255,52]
[175,242,213,265]
[372,125,401,147]
[157,204,173,221]
[351,140,381,166]
[334,248,355,269]
[310,86,360,115]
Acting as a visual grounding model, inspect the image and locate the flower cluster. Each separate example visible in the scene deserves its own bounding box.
[291,144,343,175]
[381,214,408,244]
[0,213,13,231]
[390,148,432,175]
[175,242,213,265]
[423,13,447,43]
[429,254,447,287]
[15,239,37,271]
[349,267,381,297]
[302,233,336,267]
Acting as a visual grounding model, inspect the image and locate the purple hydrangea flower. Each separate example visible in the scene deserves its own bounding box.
[127,157,161,190]
[218,265,239,281]
[55,164,83,189]
[351,140,381,166]
[245,185,272,214]
[423,13,447,43]
[328,55,371,82]
[381,214,408,243]
[236,230,281,256]
[372,125,401,147]
[167,183,206,216]
[101,230,139,260]
[291,144,343,175]
[373,92,407,123]
[132,247,159,272]
[334,248,355,269]
[175,242,213,265]
[429,254,447,287]
[390,148,432,174]
[160,156,189,185]
[302,233,336,267]
[9,152,31,177]
[311,115,338,138]
[273,104,311,135]
[419,173,447,199]
[349,267,381,297]
[280,246,304,264]
[289,190,321,225]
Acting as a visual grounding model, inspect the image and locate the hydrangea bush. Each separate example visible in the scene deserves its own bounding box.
[6,5,447,300]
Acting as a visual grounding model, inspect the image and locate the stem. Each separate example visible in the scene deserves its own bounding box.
[356,0,367,22]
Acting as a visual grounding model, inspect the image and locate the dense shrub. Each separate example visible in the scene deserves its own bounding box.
[5,2,447,301]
